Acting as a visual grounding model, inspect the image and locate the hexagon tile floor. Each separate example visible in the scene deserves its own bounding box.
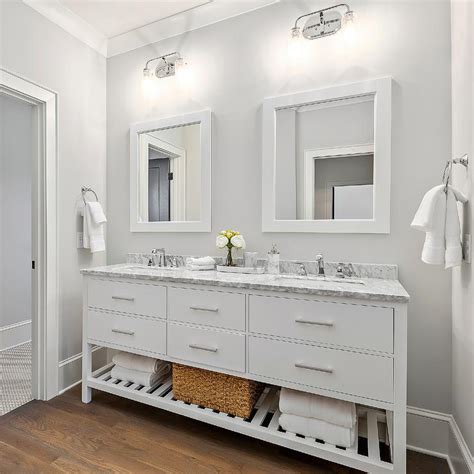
[0,341,32,415]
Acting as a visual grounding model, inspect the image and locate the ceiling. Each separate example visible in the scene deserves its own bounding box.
[60,0,211,39]
[24,0,278,57]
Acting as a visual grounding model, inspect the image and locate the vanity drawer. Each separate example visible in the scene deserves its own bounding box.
[167,323,246,373]
[168,287,245,331]
[88,310,166,355]
[249,295,393,353]
[88,279,166,318]
[248,336,393,402]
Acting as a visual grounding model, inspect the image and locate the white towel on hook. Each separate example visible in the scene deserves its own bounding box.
[83,201,106,253]
[411,184,467,268]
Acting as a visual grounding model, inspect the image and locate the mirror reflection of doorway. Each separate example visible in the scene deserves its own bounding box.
[148,151,172,221]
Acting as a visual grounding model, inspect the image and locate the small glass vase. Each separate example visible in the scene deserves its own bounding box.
[225,246,234,266]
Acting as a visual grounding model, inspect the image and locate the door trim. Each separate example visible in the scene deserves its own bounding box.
[0,68,59,400]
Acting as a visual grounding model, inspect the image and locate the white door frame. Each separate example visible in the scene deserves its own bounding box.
[138,134,186,222]
[0,68,59,400]
[303,143,374,219]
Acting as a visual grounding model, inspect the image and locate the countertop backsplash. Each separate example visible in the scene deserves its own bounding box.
[127,253,398,280]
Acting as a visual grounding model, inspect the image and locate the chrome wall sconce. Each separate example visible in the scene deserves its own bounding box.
[143,52,186,81]
[290,3,354,43]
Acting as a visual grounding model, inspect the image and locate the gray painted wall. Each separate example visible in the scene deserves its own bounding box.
[451,0,474,457]
[1,0,107,361]
[107,0,453,414]
[0,94,33,328]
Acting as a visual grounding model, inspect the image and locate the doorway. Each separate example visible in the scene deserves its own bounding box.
[0,69,58,411]
[0,93,34,414]
[148,155,171,222]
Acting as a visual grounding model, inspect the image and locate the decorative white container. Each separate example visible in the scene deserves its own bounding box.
[267,253,280,275]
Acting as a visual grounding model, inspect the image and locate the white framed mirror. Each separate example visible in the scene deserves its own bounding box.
[130,110,211,232]
[262,78,392,233]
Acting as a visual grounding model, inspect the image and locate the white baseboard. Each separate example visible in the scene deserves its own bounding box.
[58,346,108,393]
[0,320,32,351]
[407,406,473,473]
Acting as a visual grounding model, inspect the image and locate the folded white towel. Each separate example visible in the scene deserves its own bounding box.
[111,364,170,387]
[279,413,356,448]
[411,184,467,268]
[112,352,168,373]
[83,201,106,253]
[186,264,215,271]
[279,388,356,428]
[186,256,216,266]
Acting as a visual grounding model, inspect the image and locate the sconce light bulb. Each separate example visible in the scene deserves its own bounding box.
[343,10,355,42]
[288,26,305,61]
[142,68,158,100]
[175,57,191,92]
[344,10,354,24]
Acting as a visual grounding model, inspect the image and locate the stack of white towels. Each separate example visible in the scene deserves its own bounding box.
[111,352,170,387]
[185,256,216,271]
[279,388,357,448]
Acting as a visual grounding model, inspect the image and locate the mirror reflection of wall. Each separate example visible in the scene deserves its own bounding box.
[138,123,201,223]
[275,95,375,221]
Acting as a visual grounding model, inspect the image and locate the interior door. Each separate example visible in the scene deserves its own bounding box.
[148,158,171,221]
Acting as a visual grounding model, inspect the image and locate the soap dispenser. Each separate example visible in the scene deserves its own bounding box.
[267,244,280,274]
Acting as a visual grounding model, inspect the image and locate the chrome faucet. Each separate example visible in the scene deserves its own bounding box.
[150,248,166,267]
[315,253,325,276]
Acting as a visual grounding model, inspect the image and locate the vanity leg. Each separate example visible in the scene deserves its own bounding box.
[392,304,408,473]
[82,278,92,403]
[82,342,92,403]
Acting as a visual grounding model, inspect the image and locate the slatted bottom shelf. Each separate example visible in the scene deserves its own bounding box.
[88,366,394,473]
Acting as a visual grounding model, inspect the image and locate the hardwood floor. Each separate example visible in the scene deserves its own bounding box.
[0,386,450,473]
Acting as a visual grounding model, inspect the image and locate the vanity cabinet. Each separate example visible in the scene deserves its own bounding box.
[82,272,408,474]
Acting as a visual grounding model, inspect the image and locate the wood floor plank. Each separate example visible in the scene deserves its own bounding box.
[0,386,451,474]
[0,440,61,474]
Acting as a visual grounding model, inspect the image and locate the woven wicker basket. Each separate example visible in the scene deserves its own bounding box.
[172,364,264,419]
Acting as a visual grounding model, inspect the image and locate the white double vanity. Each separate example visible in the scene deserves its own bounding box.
[81,76,408,472]
[82,262,408,473]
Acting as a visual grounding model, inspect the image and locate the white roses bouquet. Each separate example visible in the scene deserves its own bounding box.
[216,229,246,266]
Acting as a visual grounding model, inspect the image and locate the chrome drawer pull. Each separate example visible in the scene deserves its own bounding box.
[295,362,334,374]
[189,343,218,353]
[111,328,135,336]
[295,318,334,327]
[111,296,135,302]
[189,306,219,313]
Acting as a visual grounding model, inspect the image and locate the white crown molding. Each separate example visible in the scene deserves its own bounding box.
[23,0,108,56]
[107,0,279,57]
[22,0,279,59]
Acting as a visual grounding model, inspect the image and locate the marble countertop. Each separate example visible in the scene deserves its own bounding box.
[81,264,410,303]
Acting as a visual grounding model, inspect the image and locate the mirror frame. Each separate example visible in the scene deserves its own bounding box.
[130,109,211,232]
[262,77,392,233]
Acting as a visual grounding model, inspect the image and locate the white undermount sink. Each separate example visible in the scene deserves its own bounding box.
[276,274,365,285]
[124,265,178,271]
